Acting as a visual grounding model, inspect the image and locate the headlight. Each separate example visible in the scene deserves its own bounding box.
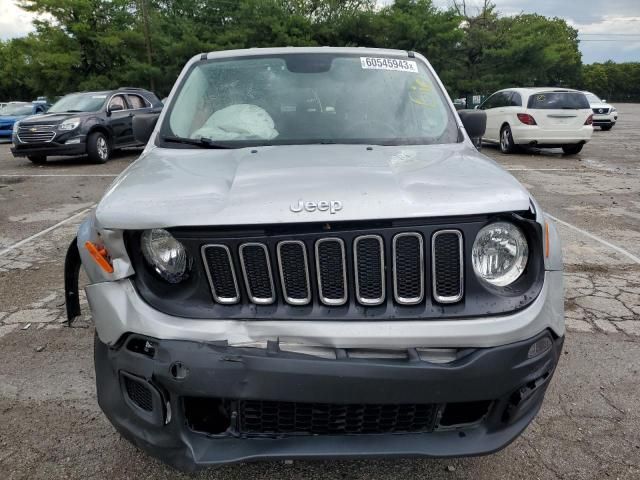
[611,107,617,113]
[141,229,191,283]
[472,222,528,287]
[59,117,80,131]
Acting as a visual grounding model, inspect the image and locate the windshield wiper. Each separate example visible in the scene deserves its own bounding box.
[161,135,233,149]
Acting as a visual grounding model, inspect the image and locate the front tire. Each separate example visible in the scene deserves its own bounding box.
[562,144,584,155]
[87,132,110,164]
[499,125,516,154]
[27,155,47,164]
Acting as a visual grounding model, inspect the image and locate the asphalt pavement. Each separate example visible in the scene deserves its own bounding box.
[0,106,639,479]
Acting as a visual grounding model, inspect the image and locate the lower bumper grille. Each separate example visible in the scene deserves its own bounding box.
[239,400,438,435]
[183,397,495,437]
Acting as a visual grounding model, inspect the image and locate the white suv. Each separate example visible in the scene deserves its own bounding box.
[480,88,593,155]
[584,91,617,131]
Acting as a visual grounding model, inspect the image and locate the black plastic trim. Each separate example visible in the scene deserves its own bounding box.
[94,331,563,471]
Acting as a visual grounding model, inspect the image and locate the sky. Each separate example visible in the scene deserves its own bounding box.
[1,0,639,64]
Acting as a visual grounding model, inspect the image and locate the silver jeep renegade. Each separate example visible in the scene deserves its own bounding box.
[66,47,564,471]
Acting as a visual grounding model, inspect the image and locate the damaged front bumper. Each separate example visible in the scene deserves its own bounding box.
[95,330,563,471]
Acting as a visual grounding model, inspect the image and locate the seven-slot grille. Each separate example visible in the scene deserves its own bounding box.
[17,124,56,143]
[201,231,463,307]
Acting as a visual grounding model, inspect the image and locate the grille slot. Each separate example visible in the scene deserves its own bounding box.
[353,235,385,305]
[393,233,424,304]
[201,245,240,304]
[123,376,153,412]
[239,243,276,304]
[238,400,438,435]
[315,238,348,305]
[17,125,56,143]
[277,241,311,305]
[432,230,463,303]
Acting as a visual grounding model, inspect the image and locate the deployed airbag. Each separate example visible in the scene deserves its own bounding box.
[191,104,278,141]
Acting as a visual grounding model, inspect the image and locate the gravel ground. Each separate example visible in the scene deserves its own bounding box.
[1,105,639,479]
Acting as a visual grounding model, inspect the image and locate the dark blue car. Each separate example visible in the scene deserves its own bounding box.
[0,102,49,139]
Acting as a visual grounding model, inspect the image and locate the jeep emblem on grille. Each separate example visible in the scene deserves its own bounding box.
[290,200,343,214]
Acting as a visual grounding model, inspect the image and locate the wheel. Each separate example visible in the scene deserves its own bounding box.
[499,125,516,154]
[27,155,47,164]
[562,144,583,155]
[87,132,110,163]
[600,125,612,131]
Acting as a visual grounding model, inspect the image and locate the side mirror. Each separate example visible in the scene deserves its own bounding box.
[458,109,486,139]
[474,105,480,110]
[133,113,159,144]
[108,104,124,114]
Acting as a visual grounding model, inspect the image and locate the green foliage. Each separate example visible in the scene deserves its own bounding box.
[0,0,632,102]
[582,62,640,102]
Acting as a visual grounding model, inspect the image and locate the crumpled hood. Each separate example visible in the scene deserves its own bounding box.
[96,143,532,229]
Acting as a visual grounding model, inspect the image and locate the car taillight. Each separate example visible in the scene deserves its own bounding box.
[585,114,593,125]
[517,113,537,125]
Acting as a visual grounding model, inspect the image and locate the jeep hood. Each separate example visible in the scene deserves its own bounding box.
[96,143,532,229]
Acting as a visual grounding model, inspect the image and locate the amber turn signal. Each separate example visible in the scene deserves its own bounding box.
[85,241,114,273]
[544,222,550,258]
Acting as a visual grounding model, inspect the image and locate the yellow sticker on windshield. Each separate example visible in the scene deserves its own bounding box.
[409,77,436,108]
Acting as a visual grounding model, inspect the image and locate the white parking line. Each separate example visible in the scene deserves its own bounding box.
[0,207,94,257]
[546,213,640,265]
[0,174,118,177]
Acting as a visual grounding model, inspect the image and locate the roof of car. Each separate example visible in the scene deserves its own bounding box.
[497,87,584,95]
[67,89,151,96]
[199,46,415,62]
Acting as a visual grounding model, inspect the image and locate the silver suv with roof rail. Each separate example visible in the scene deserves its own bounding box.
[65,47,564,471]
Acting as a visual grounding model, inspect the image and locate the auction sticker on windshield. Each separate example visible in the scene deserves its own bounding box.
[360,57,418,73]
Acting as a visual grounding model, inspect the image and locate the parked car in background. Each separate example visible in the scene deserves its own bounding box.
[11,87,163,164]
[0,101,49,141]
[583,91,617,131]
[453,97,467,110]
[479,88,593,155]
[67,47,564,471]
